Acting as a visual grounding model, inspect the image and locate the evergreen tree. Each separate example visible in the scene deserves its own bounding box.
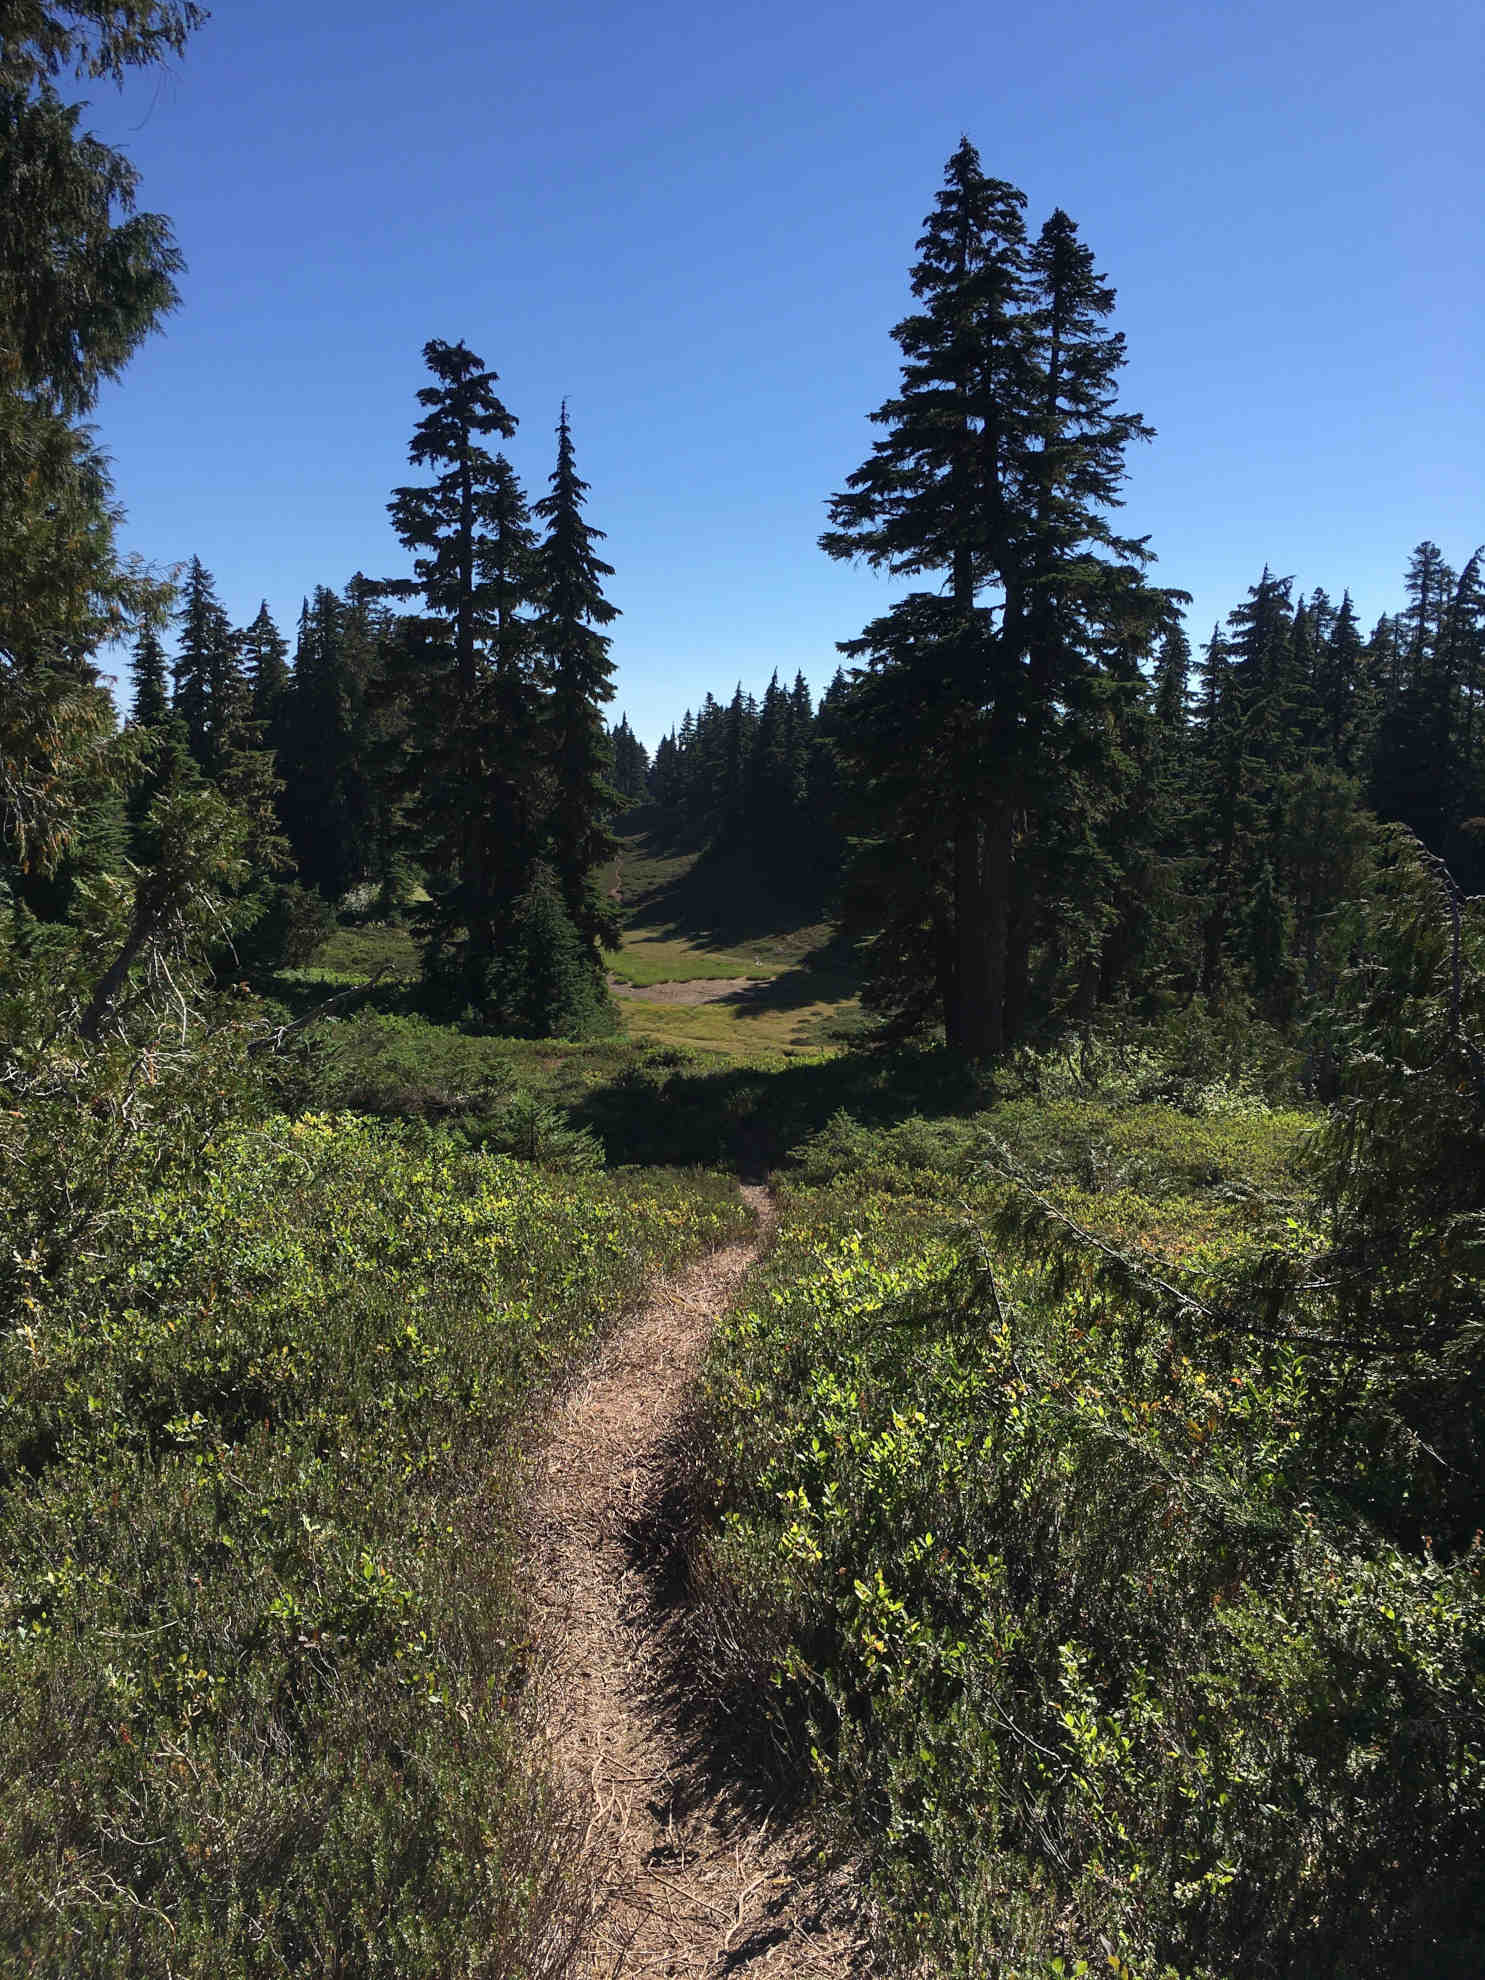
[1373,543,1460,852]
[381,340,557,1019]
[534,401,621,955]
[822,142,1173,1055]
[1190,623,1257,990]
[240,600,290,738]
[608,714,650,803]
[127,622,170,728]
[1318,589,1366,768]
[279,586,364,900]
[170,556,241,778]
[649,727,681,806]
[747,671,796,860]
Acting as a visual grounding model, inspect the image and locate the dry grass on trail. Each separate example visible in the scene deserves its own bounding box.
[523,1186,868,1978]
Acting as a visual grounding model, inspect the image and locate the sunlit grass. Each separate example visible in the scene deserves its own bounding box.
[618,981,859,1057]
[608,933,777,985]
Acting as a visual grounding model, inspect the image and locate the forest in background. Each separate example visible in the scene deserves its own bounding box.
[2,8,1483,1977]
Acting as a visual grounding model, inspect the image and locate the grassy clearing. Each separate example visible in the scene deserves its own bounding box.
[617,974,861,1057]
[1,1115,749,1976]
[606,933,777,986]
[696,1097,1485,1978]
[295,919,420,984]
[606,805,842,962]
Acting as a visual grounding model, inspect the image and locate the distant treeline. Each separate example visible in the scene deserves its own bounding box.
[645,537,1482,1042]
[122,524,1482,1053]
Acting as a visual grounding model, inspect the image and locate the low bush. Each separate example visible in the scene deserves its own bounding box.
[1,1114,748,1976]
[701,1108,1485,1978]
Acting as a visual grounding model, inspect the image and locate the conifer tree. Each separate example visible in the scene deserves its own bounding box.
[127,622,170,728]
[240,600,290,739]
[822,141,1173,1054]
[608,715,650,802]
[1318,589,1366,767]
[279,587,361,899]
[650,728,681,806]
[381,341,555,1017]
[170,556,241,778]
[533,401,621,954]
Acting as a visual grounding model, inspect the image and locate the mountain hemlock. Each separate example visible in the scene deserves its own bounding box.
[375,345,615,1035]
[534,401,622,954]
[820,140,1183,1057]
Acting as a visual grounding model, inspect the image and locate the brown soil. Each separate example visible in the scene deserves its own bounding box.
[607,976,759,1005]
[524,1186,867,1977]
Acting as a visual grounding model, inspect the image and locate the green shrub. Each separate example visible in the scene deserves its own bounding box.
[0,1114,748,1975]
[702,1148,1484,1976]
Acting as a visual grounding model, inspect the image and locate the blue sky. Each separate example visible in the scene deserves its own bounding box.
[91,0,1481,746]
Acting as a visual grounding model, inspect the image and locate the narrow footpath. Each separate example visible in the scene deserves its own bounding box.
[525,1185,866,1978]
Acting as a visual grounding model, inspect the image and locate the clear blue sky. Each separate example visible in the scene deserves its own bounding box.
[91,0,1481,747]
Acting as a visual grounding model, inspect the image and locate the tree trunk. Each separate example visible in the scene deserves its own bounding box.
[1004,881,1031,1045]
[933,908,960,1050]
[955,805,1009,1059]
[77,878,168,1042]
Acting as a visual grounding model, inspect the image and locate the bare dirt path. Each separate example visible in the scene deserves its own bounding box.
[525,1186,866,1978]
[607,975,759,1005]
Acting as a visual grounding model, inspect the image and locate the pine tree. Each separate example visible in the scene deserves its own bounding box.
[822,142,1173,1055]
[534,401,621,954]
[127,622,170,728]
[171,556,242,778]
[381,340,556,1019]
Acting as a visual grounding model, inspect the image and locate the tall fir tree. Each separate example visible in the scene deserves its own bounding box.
[127,622,170,729]
[533,401,621,955]
[170,556,242,779]
[381,340,555,1017]
[822,141,1174,1054]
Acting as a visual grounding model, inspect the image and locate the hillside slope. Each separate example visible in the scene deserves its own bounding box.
[601,805,859,1057]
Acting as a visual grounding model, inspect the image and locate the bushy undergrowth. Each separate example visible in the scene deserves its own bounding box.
[0,1115,747,1976]
[702,1109,1485,1978]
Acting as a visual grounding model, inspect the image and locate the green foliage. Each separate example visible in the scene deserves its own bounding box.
[701,1093,1484,1977]
[0,1114,749,1975]
[1,3,202,419]
[229,879,336,977]
[462,865,617,1040]
[297,916,421,983]
[820,142,1180,1057]
[535,401,621,952]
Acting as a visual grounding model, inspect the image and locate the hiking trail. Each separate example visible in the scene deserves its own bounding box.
[525,1184,866,1977]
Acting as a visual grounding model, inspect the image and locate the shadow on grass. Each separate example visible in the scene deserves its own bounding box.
[716,966,859,1017]
[574,1043,993,1175]
[617,808,841,955]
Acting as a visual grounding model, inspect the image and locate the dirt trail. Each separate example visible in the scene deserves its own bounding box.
[526,1185,865,1977]
[607,975,758,1005]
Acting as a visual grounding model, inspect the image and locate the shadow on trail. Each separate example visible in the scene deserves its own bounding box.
[616,1423,860,1963]
[575,1043,995,1174]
